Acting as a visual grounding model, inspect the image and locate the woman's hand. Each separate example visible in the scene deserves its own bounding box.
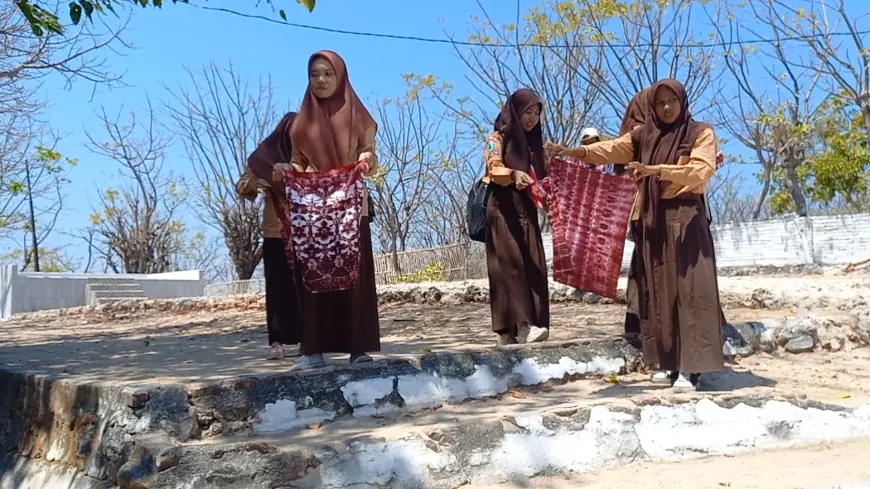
[512,170,533,190]
[545,141,568,157]
[254,178,271,191]
[625,162,659,181]
[272,163,291,181]
[358,151,375,175]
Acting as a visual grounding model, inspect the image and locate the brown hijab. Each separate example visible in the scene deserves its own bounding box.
[495,88,546,177]
[611,88,651,176]
[247,111,296,195]
[289,50,377,172]
[619,88,651,136]
[630,79,707,232]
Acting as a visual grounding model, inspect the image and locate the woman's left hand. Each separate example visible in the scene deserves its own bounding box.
[626,162,659,180]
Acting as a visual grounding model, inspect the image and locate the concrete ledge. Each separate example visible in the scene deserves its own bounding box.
[7,396,868,489]
[3,312,869,489]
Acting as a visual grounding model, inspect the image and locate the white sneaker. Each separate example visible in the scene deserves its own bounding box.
[518,325,549,344]
[290,354,326,372]
[673,373,697,391]
[650,370,673,384]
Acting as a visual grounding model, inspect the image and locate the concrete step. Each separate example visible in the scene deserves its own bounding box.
[86,283,143,291]
[125,395,870,489]
[90,289,146,298]
[85,278,141,286]
[93,297,148,304]
[90,289,146,297]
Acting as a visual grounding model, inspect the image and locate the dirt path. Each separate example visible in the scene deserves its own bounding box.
[466,439,870,489]
[0,302,786,382]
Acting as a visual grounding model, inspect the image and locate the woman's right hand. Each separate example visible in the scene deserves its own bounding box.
[512,170,533,190]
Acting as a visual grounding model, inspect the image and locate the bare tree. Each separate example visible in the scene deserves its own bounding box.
[540,0,717,133]
[434,0,604,145]
[0,2,127,107]
[369,93,449,271]
[705,165,768,224]
[0,121,75,265]
[761,0,870,142]
[85,101,188,273]
[164,62,280,280]
[710,1,825,218]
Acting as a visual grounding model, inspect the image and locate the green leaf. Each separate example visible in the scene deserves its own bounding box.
[81,0,94,18]
[297,0,315,12]
[69,2,82,24]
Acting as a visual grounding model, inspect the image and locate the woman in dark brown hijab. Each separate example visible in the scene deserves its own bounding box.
[237,111,302,361]
[482,88,550,346]
[274,50,381,371]
[618,88,651,350]
[554,79,724,391]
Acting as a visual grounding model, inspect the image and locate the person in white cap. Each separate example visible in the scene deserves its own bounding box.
[580,128,609,173]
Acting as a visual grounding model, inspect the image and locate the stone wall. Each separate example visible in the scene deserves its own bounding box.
[541,213,870,272]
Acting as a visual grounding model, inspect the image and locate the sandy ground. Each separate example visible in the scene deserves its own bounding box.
[465,439,870,489]
[0,302,788,383]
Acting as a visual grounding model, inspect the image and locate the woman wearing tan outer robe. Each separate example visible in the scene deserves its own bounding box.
[237,111,302,361]
[552,79,724,391]
[273,50,381,371]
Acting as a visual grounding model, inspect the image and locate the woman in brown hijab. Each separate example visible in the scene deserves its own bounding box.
[483,88,550,346]
[618,88,651,350]
[237,112,302,361]
[273,50,380,371]
[553,79,724,391]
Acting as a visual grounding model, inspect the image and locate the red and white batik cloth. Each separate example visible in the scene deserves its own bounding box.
[276,162,366,293]
[539,157,636,299]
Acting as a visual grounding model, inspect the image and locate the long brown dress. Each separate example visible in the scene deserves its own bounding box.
[239,111,302,347]
[283,50,380,355]
[483,89,550,336]
[583,79,724,374]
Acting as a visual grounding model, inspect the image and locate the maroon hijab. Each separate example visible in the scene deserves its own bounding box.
[495,88,546,177]
[247,111,296,196]
[289,50,377,171]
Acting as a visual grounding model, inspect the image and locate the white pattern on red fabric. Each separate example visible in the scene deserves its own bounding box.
[539,157,636,299]
[275,162,366,293]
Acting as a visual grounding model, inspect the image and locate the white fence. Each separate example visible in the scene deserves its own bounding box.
[539,213,870,273]
[0,266,204,319]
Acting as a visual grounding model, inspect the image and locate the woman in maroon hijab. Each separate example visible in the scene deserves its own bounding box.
[273,50,381,371]
[553,79,724,391]
[482,88,550,346]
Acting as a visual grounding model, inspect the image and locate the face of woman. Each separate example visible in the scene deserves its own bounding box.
[521,104,541,132]
[653,86,681,125]
[309,57,338,99]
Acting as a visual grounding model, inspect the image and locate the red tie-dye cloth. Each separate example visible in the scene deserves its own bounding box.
[275,161,366,293]
[539,157,636,299]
